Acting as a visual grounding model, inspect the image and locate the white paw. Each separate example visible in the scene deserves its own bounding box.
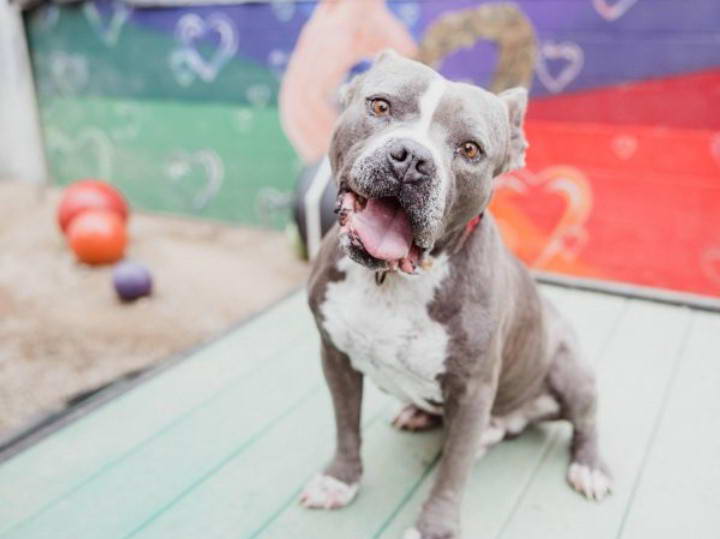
[476,420,505,459]
[480,421,506,446]
[299,474,359,509]
[392,405,441,431]
[402,528,421,539]
[567,462,612,501]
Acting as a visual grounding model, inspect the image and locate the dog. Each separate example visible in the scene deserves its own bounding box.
[301,50,611,539]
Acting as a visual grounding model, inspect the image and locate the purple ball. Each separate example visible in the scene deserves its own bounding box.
[112,261,153,301]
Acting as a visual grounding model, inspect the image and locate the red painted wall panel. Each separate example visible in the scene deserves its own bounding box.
[527,70,720,129]
[491,116,720,296]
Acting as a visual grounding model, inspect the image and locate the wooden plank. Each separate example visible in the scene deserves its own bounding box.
[0,333,326,539]
[0,293,311,535]
[618,310,720,539]
[254,414,445,539]
[375,288,628,538]
[127,384,392,539]
[540,285,629,356]
[494,301,694,539]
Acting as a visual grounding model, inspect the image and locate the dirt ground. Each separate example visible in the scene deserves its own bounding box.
[0,181,309,438]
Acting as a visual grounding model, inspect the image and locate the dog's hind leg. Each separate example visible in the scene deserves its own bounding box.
[548,337,612,501]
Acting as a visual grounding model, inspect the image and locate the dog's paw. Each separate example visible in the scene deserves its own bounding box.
[402,527,456,539]
[392,405,442,432]
[567,462,612,501]
[402,528,422,539]
[299,474,359,509]
[475,419,505,459]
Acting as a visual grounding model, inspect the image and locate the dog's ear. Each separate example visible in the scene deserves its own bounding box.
[497,87,529,174]
[338,50,398,109]
[338,67,370,109]
[338,78,359,109]
[374,48,400,64]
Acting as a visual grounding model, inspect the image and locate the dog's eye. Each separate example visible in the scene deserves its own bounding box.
[369,98,391,116]
[459,141,482,160]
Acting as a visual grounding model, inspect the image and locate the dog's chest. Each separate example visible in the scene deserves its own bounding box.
[320,257,450,412]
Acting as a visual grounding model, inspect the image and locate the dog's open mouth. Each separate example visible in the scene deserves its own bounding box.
[337,189,423,273]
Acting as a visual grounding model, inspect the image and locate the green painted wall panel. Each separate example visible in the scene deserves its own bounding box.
[25,2,301,227]
[40,96,299,227]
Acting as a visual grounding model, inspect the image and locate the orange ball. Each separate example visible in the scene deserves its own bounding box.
[67,210,127,265]
[57,179,128,234]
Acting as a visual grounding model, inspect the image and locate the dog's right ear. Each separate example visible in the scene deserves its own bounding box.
[338,50,398,109]
[338,78,358,109]
[337,70,367,109]
[374,48,400,64]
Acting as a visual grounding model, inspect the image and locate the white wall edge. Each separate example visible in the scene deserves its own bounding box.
[0,0,49,184]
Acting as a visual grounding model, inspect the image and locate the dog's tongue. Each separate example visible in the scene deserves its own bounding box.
[352,197,413,261]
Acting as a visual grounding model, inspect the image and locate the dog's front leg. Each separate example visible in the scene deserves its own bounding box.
[300,338,364,509]
[406,353,501,539]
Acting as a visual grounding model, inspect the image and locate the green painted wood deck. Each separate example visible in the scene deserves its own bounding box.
[1,286,718,539]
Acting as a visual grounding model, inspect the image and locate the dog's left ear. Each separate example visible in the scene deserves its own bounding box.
[497,87,529,173]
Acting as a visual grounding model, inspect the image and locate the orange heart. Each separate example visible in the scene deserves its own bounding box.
[490,165,593,269]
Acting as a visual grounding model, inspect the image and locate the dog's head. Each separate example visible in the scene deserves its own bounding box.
[329,50,528,273]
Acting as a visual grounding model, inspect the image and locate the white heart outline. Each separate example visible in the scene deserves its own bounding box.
[495,166,593,265]
[166,149,225,211]
[110,102,141,142]
[255,187,293,227]
[169,13,238,87]
[536,174,591,264]
[593,0,639,22]
[701,248,720,289]
[48,51,89,96]
[83,0,132,47]
[268,48,290,80]
[245,84,272,108]
[396,2,421,27]
[611,134,638,160]
[45,126,114,180]
[535,41,584,94]
[30,4,60,32]
[270,0,295,23]
[235,109,255,132]
[709,132,720,166]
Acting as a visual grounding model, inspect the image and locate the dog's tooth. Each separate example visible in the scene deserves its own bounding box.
[399,258,414,274]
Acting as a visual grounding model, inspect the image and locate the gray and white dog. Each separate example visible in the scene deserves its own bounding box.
[302,51,611,539]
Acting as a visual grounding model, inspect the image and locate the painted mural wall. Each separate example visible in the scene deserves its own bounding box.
[25,0,720,296]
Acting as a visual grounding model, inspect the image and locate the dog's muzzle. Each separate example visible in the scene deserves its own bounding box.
[336,137,443,274]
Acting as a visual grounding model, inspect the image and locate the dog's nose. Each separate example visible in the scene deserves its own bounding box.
[387,139,433,183]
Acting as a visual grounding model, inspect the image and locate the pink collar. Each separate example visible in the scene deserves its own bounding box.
[455,212,484,253]
[466,213,484,234]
